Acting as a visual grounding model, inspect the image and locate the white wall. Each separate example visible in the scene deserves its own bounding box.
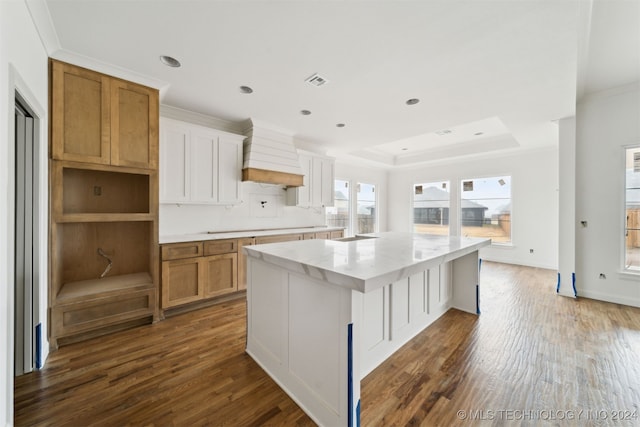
[575,83,640,307]
[1,0,50,424]
[388,148,559,270]
[334,161,389,236]
[160,181,326,235]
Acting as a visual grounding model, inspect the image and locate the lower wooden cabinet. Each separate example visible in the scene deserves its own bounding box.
[203,253,237,298]
[161,246,237,309]
[161,229,343,311]
[237,238,255,291]
[161,257,202,308]
[255,234,303,244]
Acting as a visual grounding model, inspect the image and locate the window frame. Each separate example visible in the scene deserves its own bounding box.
[356,182,378,235]
[412,180,452,237]
[327,179,379,237]
[623,144,640,274]
[459,174,513,246]
[326,178,351,236]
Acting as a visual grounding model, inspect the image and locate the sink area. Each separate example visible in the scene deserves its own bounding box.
[334,235,378,242]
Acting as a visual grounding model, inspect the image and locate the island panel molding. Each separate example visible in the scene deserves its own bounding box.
[244,232,490,426]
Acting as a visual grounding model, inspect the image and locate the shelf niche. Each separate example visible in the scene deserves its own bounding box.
[55,221,152,291]
[62,167,150,214]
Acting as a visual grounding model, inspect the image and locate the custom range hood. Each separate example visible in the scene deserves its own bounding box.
[242,119,304,187]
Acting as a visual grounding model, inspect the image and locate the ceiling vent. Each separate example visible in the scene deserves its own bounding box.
[305,73,329,87]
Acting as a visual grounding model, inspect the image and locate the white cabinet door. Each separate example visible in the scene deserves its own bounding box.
[160,118,243,205]
[217,136,242,204]
[287,153,335,207]
[311,157,323,207]
[292,154,313,207]
[160,121,190,203]
[320,157,335,207]
[190,130,218,203]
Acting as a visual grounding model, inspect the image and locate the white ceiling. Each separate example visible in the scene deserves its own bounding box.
[31,0,640,168]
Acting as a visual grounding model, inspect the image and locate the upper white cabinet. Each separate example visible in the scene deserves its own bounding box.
[160,118,244,205]
[287,152,335,207]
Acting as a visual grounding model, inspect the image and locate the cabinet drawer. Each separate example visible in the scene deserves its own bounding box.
[303,233,316,240]
[330,230,344,239]
[162,242,203,260]
[204,239,238,255]
[52,288,154,337]
[255,234,303,245]
[315,231,330,240]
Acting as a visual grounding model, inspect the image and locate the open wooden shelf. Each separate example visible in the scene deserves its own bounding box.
[57,272,153,302]
[62,167,150,214]
[49,59,159,348]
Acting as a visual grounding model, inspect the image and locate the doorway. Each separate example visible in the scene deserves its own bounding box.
[14,92,41,375]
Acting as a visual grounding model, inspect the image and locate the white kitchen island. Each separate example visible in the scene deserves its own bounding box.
[244,232,490,426]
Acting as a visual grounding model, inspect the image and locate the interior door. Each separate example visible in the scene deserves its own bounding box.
[14,100,35,375]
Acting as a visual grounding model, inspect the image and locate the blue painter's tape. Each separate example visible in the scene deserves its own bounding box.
[556,272,561,293]
[348,323,354,427]
[572,272,577,297]
[35,323,42,369]
[476,284,481,315]
[356,400,361,427]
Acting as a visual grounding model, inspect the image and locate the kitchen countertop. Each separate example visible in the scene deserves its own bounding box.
[243,231,491,293]
[159,226,344,244]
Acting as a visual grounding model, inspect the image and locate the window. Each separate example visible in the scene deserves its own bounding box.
[356,183,377,234]
[326,179,350,236]
[625,147,640,271]
[460,176,511,243]
[413,181,450,236]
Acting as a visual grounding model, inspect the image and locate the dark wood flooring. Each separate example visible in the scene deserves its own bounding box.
[14,262,640,426]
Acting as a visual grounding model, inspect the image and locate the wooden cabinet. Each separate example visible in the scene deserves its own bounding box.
[255,234,303,245]
[330,230,344,239]
[237,238,255,291]
[160,229,343,311]
[161,257,203,308]
[161,241,238,310]
[287,152,335,207]
[49,60,159,348]
[203,253,237,298]
[160,117,244,205]
[110,79,158,169]
[51,60,158,169]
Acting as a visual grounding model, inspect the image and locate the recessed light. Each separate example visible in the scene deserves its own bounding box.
[401,148,408,151]
[336,123,345,128]
[406,98,420,105]
[474,132,484,136]
[435,129,452,136]
[240,86,254,94]
[300,110,312,115]
[159,55,181,68]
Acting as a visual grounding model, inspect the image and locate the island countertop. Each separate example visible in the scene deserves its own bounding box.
[244,231,491,293]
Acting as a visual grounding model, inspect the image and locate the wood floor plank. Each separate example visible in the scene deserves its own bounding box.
[14,262,640,426]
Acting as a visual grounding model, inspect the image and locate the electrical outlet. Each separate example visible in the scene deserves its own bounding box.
[599,273,606,279]
[251,194,279,218]
[529,249,534,254]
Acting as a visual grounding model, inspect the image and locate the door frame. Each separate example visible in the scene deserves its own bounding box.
[6,64,48,384]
